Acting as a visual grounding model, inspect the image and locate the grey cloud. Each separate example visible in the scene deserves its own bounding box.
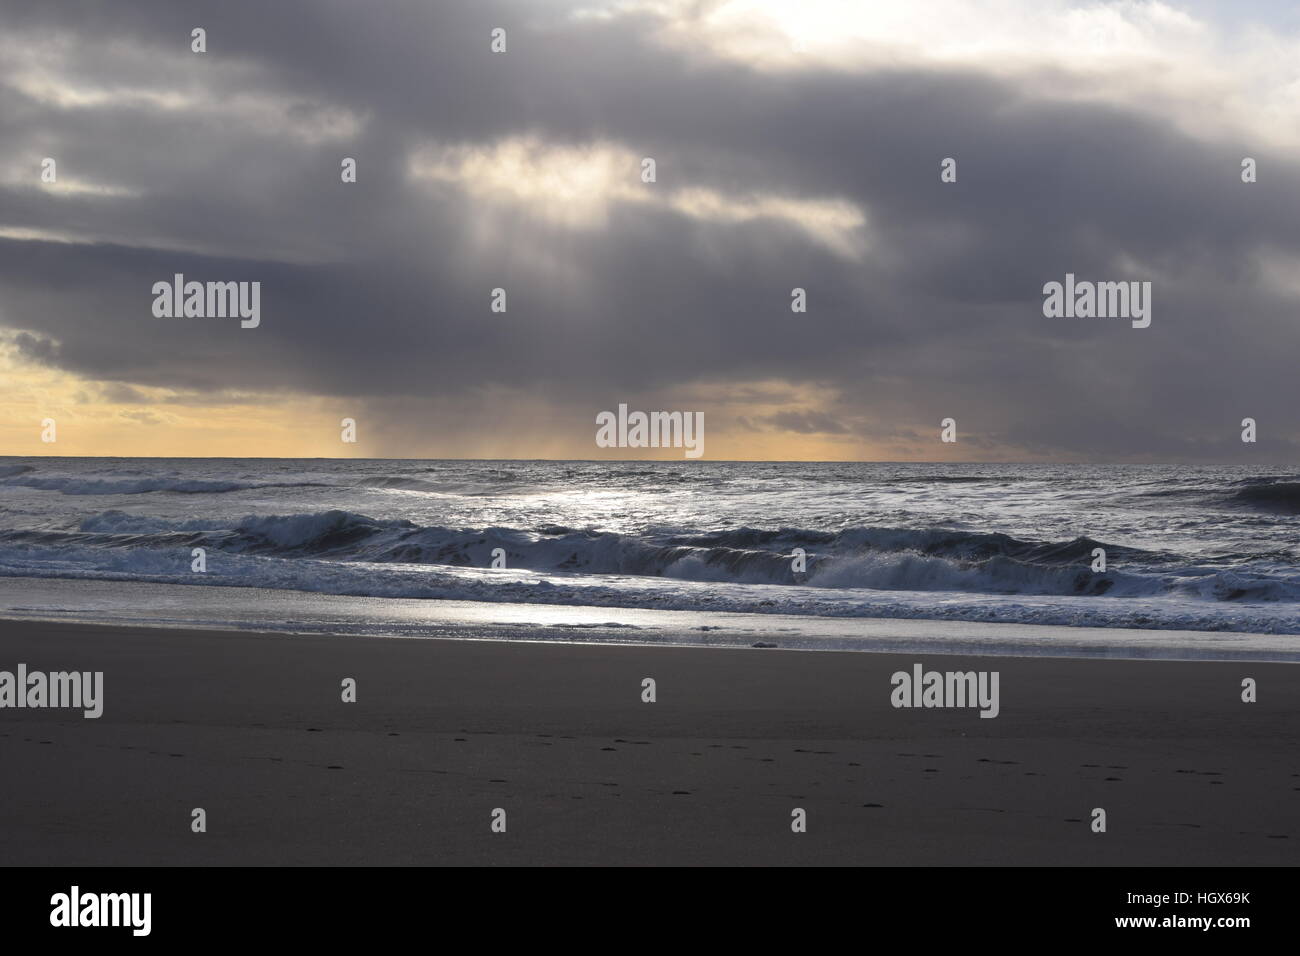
[1,0,1298,460]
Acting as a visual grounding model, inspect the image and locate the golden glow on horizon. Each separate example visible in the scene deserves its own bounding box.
[0,342,1014,460]
[0,342,349,458]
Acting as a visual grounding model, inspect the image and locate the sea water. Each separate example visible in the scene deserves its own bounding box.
[2,458,1299,638]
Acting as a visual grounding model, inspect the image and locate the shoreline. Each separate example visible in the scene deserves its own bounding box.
[2,576,1298,662]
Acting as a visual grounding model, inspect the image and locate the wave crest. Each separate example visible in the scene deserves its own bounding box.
[12,510,1285,603]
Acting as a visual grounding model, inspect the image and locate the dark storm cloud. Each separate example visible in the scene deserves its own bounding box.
[2,0,1299,459]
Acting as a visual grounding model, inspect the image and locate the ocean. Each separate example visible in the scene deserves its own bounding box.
[2,458,1299,647]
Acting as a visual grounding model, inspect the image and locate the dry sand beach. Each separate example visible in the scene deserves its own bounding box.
[1,618,1295,867]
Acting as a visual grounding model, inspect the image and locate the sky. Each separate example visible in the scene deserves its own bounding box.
[1,0,1299,461]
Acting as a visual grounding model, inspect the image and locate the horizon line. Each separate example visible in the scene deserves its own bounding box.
[1,454,1293,466]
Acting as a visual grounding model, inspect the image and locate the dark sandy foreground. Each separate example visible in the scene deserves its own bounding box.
[0,619,1296,866]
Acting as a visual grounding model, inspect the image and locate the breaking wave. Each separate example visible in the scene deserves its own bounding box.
[0,509,1284,605]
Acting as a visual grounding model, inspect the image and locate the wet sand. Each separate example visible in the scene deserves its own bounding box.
[1,619,1296,865]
